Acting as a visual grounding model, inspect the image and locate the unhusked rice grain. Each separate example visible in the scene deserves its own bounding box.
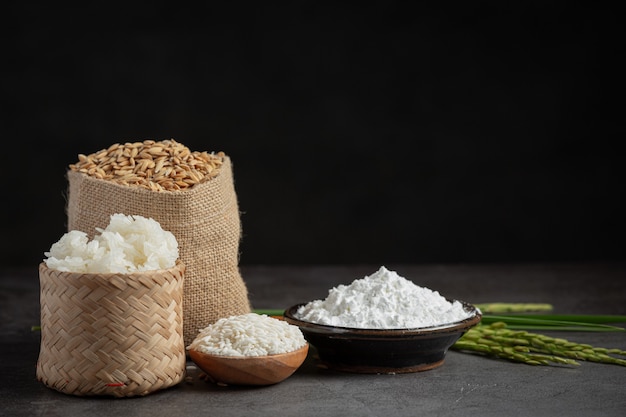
[187,313,307,357]
[69,139,224,191]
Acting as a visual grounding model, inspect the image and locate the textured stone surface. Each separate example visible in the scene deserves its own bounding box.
[2,263,625,416]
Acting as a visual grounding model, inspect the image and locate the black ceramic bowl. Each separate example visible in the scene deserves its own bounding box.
[283,300,481,374]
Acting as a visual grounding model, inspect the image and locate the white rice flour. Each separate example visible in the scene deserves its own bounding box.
[295,266,473,329]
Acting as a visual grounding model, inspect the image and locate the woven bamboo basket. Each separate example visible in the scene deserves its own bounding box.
[36,260,186,397]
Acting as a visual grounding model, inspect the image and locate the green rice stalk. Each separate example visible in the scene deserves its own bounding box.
[479,315,626,332]
[453,322,626,367]
[253,309,285,317]
[475,303,554,314]
[494,314,626,324]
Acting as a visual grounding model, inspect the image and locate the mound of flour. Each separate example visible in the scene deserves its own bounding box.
[295,266,473,329]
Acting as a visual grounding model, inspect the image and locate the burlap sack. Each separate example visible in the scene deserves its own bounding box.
[66,156,251,347]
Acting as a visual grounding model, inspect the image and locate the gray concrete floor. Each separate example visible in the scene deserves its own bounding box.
[2,263,626,417]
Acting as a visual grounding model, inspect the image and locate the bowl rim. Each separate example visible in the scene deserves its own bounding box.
[283,299,482,337]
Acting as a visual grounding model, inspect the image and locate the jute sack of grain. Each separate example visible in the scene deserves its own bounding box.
[66,141,252,347]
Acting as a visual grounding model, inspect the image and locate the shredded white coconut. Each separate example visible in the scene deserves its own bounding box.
[43,213,179,273]
[187,313,307,357]
[295,266,473,329]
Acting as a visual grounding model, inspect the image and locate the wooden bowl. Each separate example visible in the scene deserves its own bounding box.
[188,343,309,386]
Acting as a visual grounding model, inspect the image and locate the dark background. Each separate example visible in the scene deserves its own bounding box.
[2,2,624,267]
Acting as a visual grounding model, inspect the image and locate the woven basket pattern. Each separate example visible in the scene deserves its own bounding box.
[36,261,186,397]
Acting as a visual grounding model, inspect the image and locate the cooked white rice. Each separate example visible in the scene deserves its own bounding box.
[187,313,307,357]
[44,213,179,273]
